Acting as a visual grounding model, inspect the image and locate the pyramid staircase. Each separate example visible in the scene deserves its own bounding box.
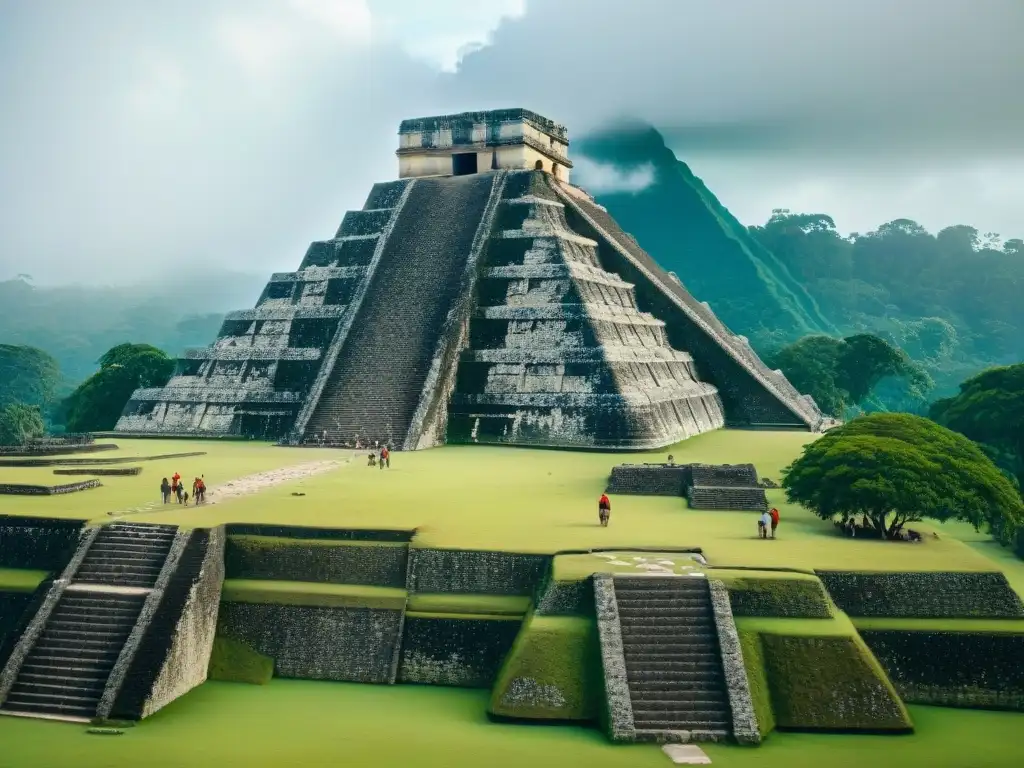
[686,486,768,512]
[0,523,177,721]
[303,173,498,447]
[596,574,756,743]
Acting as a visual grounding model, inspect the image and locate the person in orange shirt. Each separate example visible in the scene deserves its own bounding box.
[598,494,611,527]
[769,507,780,539]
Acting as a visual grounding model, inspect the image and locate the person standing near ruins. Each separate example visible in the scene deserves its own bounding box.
[759,510,770,539]
[380,445,389,470]
[598,493,611,527]
[160,477,171,504]
[171,472,181,503]
[769,507,780,538]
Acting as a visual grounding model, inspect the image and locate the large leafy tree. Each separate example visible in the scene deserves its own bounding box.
[783,413,1024,543]
[930,364,1024,491]
[0,403,46,446]
[768,333,928,417]
[0,344,60,410]
[63,344,174,432]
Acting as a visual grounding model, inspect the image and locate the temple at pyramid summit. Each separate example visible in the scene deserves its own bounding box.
[115,108,825,449]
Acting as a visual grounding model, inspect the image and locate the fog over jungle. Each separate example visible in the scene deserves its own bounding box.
[1,0,1022,285]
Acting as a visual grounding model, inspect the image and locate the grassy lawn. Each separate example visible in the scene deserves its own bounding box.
[0,680,1021,768]
[0,439,340,521]
[0,569,48,593]
[1,432,1018,580]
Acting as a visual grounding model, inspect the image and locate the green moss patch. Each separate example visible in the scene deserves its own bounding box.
[406,593,530,617]
[737,629,776,737]
[207,636,274,685]
[854,618,1024,633]
[225,536,408,587]
[221,579,407,610]
[0,568,48,593]
[817,571,1024,618]
[714,569,833,618]
[759,632,911,731]
[489,615,602,721]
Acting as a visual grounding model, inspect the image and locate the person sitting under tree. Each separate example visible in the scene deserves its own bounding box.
[598,493,611,527]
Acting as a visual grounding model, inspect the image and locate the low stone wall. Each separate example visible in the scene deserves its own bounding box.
[224,524,412,543]
[817,571,1024,618]
[0,516,87,570]
[408,549,551,596]
[593,574,634,741]
[605,464,689,496]
[104,528,226,720]
[534,577,592,617]
[690,463,759,488]
[0,480,102,495]
[860,629,1024,711]
[217,602,404,683]
[225,536,408,588]
[707,580,760,744]
[52,467,142,476]
[398,615,521,688]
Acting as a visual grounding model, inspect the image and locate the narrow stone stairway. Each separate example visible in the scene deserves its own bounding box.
[304,173,497,447]
[685,486,768,511]
[613,576,732,740]
[0,523,177,720]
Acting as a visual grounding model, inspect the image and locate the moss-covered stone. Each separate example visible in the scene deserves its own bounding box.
[489,615,602,721]
[859,628,1024,710]
[225,536,408,587]
[398,614,521,687]
[817,571,1024,619]
[723,573,832,619]
[736,629,775,738]
[207,637,274,685]
[760,633,912,731]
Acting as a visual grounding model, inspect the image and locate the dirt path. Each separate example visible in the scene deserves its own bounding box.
[103,456,352,520]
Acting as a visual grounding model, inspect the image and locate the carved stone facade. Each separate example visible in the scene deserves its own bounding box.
[116,109,823,448]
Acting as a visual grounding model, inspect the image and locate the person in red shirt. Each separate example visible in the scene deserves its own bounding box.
[171,472,181,504]
[769,507,780,539]
[598,494,611,527]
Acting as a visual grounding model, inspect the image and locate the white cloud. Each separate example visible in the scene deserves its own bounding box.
[573,157,657,195]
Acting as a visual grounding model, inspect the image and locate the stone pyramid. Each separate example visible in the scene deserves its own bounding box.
[116,109,823,449]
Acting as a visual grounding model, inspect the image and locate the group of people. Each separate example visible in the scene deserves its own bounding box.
[160,472,207,506]
[758,507,780,539]
[367,445,391,469]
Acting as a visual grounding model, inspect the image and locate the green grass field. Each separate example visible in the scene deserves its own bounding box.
[3,429,1024,766]
[0,681,1020,768]
[2,431,1012,576]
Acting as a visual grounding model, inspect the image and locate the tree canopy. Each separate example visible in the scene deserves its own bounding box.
[0,403,46,447]
[767,333,928,417]
[783,413,1024,543]
[930,364,1024,490]
[62,344,174,433]
[0,344,60,410]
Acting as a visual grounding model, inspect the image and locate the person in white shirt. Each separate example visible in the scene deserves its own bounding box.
[759,510,771,539]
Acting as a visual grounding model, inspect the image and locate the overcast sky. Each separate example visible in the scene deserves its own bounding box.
[1,0,1022,285]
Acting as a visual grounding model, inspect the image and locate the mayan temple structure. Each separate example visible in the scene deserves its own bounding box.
[116,108,825,449]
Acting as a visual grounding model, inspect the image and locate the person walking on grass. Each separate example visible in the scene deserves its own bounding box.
[769,507,780,539]
[380,445,389,470]
[160,478,171,504]
[598,493,611,527]
[176,481,184,505]
[171,472,181,503]
[759,510,770,539]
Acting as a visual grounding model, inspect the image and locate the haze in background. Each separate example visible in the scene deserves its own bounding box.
[1,0,1021,285]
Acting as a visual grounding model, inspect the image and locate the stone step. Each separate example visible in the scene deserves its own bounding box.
[617,606,709,619]
[628,676,725,692]
[1,697,98,718]
[633,728,730,744]
[620,639,717,651]
[18,671,107,688]
[619,623,716,636]
[630,695,729,712]
[9,678,106,697]
[624,652,720,664]
[49,609,139,626]
[81,548,166,562]
[633,718,732,731]
[627,667,723,683]
[4,690,101,707]
[58,594,146,608]
[616,598,709,611]
[35,635,129,653]
[19,660,114,678]
[614,577,708,589]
